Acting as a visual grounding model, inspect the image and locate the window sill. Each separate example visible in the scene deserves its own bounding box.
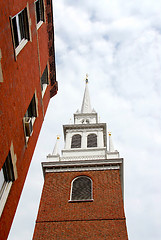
[37,20,44,30]
[68,199,94,203]
[15,39,28,56]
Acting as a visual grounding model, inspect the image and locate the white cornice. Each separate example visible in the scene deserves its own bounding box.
[42,158,123,173]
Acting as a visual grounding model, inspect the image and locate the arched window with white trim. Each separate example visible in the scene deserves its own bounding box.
[71,134,81,148]
[87,133,97,147]
[70,176,93,201]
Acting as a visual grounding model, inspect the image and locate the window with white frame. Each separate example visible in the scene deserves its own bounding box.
[41,65,48,96]
[71,134,81,148]
[35,0,44,27]
[70,176,93,201]
[0,151,15,216]
[87,133,97,148]
[24,93,38,138]
[11,8,30,54]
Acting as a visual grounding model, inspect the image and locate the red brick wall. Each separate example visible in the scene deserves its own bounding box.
[33,170,128,239]
[0,0,56,238]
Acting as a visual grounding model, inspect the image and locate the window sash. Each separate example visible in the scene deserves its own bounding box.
[0,169,5,193]
[41,66,48,91]
[0,152,15,200]
[87,134,97,148]
[12,8,29,48]
[36,0,44,24]
[71,134,81,148]
[71,176,92,201]
[12,16,19,48]
[25,94,37,118]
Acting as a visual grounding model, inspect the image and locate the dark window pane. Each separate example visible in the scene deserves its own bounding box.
[87,134,97,147]
[36,0,44,23]
[23,8,29,40]
[36,1,40,23]
[12,17,19,47]
[26,94,37,117]
[71,134,81,148]
[71,176,92,200]
[40,0,44,21]
[19,10,25,40]
[41,66,48,90]
[0,152,15,200]
[3,152,14,182]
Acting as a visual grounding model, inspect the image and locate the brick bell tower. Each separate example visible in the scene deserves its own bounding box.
[33,76,128,239]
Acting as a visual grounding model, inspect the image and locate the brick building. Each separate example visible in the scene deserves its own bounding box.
[0,0,57,238]
[33,78,128,239]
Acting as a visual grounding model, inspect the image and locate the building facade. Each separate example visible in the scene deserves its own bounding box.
[0,0,57,238]
[33,79,128,239]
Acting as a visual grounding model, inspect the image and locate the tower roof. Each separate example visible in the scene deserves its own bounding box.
[81,76,92,113]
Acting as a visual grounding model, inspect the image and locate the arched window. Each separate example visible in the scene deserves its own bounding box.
[71,134,81,148]
[87,133,97,147]
[71,176,92,201]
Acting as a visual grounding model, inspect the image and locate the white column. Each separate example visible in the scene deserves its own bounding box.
[82,131,87,149]
[97,130,104,147]
[65,131,72,149]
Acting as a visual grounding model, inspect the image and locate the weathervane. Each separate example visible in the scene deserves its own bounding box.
[85,73,88,83]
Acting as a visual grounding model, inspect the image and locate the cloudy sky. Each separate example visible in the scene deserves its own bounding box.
[8,0,161,239]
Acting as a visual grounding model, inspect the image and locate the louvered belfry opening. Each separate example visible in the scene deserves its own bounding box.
[71,176,92,200]
[87,133,97,147]
[71,134,81,148]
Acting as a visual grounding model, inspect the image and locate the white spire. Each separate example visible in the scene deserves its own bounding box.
[81,74,92,113]
[52,136,60,155]
[108,132,115,152]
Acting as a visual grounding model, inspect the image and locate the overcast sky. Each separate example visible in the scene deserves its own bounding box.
[8,0,161,239]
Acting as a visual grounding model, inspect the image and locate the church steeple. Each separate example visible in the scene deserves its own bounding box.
[33,77,128,240]
[74,76,97,125]
[81,75,92,113]
[48,78,120,161]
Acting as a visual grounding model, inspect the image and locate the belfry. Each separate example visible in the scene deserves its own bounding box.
[33,77,128,239]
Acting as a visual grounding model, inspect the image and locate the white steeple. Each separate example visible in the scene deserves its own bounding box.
[81,75,92,113]
[47,78,120,162]
[74,75,98,124]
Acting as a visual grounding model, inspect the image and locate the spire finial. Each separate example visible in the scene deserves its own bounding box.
[86,73,88,84]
